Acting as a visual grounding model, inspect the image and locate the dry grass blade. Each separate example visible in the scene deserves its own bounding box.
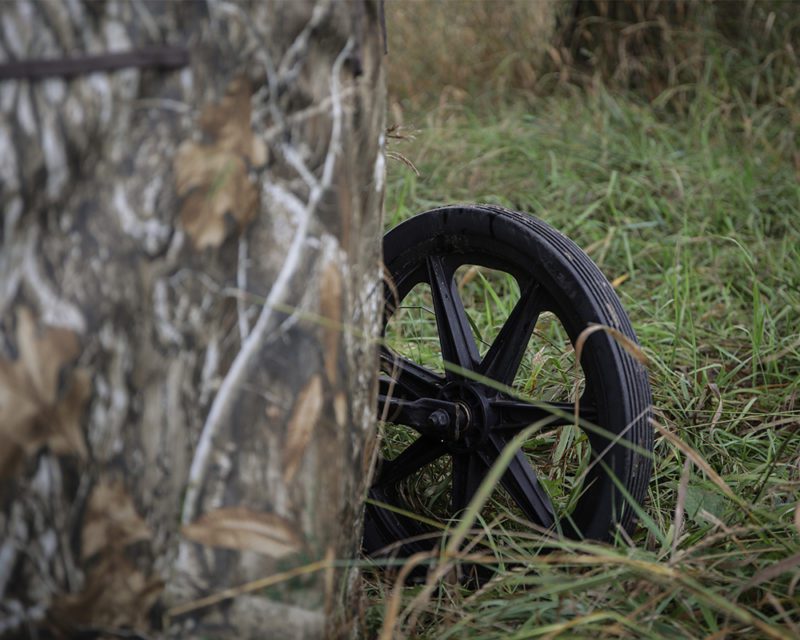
[610,272,629,288]
[708,382,723,433]
[762,336,800,364]
[539,611,634,640]
[385,150,420,176]
[575,322,649,367]
[574,322,648,423]
[379,551,435,640]
[651,418,736,501]
[165,558,331,621]
[740,552,800,592]
[670,456,692,562]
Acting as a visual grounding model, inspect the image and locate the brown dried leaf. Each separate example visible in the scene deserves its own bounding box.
[182,506,302,558]
[175,76,266,250]
[52,481,160,631]
[17,305,80,404]
[0,307,89,479]
[283,374,324,482]
[175,148,255,249]
[198,77,268,164]
[51,556,163,631]
[82,480,152,560]
[319,262,343,383]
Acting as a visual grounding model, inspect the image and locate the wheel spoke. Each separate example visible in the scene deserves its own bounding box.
[477,433,556,529]
[451,452,487,513]
[375,437,447,487]
[377,394,464,441]
[377,393,428,430]
[490,397,598,433]
[380,347,443,399]
[479,279,547,386]
[426,255,479,375]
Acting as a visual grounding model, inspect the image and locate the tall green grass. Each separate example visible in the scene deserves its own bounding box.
[366,74,800,639]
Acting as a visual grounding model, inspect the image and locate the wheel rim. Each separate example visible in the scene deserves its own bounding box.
[365,206,651,561]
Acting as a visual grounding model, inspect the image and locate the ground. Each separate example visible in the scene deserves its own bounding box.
[365,85,800,639]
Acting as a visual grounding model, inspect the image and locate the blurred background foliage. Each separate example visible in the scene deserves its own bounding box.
[388,0,798,145]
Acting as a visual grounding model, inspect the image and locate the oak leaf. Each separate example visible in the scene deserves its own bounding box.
[182,506,302,558]
[51,481,160,631]
[175,76,267,249]
[0,307,89,479]
[81,480,152,560]
[283,374,323,482]
[51,556,163,631]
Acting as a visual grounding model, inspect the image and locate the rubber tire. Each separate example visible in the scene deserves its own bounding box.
[365,205,652,555]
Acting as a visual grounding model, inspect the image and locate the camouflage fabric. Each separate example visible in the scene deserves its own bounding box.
[0,1,385,637]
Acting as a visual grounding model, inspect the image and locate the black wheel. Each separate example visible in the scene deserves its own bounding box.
[364,205,652,563]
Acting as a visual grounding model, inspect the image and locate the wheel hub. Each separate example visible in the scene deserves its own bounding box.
[439,381,495,450]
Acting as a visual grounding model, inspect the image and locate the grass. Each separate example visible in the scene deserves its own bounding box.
[363,78,800,638]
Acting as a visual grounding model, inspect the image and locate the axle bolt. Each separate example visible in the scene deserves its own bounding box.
[427,409,450,429]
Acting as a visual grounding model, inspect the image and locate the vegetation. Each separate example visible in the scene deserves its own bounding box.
[364,1,800,638]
